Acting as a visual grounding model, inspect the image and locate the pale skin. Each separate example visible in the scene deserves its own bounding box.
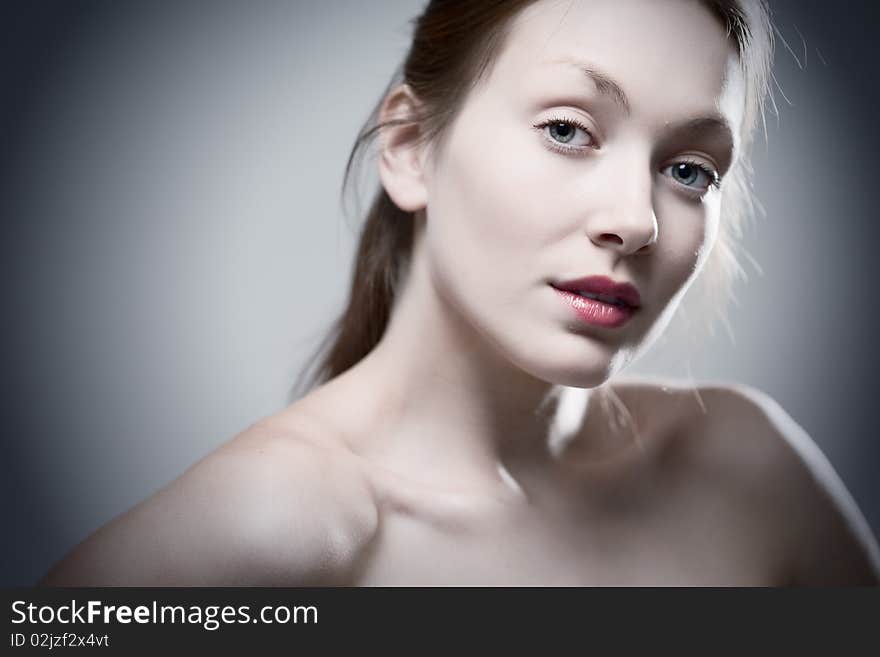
[40,0,880,586]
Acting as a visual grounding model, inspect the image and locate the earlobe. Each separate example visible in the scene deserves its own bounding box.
[378,84,428,212]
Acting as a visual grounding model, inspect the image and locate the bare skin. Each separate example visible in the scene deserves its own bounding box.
[38,0,880,586]
[39,366,880,586]
[272,359,880,586]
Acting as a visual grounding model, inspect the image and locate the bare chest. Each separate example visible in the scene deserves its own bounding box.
[296,379,786,585]
[352,472,779,586]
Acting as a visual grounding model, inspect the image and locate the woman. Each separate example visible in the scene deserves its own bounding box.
[40,0,880,586]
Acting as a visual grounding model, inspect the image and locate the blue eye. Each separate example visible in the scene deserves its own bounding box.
[662,160,721,194]
[548,121,578,143]
[533,116,596,153]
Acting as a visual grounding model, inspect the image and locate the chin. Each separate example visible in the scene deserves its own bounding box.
[512,338,621,390]
[552,369,613,390]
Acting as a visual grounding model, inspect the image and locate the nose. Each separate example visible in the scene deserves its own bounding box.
[585,157,658,257]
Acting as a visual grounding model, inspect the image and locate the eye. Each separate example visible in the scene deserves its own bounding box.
[533,115,597,154]
[661,159,721,195]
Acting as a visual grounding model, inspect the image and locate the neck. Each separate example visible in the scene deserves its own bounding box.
[327,235,594,500]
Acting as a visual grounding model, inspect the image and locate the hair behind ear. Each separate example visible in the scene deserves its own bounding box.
[289,187,413,400]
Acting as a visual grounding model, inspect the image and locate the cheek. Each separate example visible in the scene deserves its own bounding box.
[655,193,720,287]
[424,122,550,299]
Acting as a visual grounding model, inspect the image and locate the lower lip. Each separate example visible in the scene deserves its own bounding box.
[551,286,637,328]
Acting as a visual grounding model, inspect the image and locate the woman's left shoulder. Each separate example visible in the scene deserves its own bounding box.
[648,378,880,586]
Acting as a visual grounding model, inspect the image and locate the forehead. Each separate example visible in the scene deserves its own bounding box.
[488,0,745,137]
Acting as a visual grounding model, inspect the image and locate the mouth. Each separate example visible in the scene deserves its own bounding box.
[549,276,641,329]
[550,287,638,329]
[557,288,633,308]
[550,275,642,310]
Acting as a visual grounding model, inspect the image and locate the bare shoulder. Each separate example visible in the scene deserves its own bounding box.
[620,377,880,586]
[39,412,379,586]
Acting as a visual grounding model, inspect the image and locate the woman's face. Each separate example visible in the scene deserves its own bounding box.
[419,0,746,387]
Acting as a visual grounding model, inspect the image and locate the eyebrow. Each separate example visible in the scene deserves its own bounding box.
[542,57,632,114]
[542,57,738,157]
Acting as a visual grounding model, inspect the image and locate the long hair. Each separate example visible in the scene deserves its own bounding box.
[290,0,775,401]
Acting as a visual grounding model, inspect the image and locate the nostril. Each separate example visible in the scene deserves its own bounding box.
[599,233,624,245]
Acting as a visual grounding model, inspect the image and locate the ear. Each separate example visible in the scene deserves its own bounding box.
[378,84,428,212]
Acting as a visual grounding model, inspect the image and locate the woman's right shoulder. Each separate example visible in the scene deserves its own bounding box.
[38,413,380,586]
[196,414,382,580]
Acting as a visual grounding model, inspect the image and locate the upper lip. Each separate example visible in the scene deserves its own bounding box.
[551,275,642,309]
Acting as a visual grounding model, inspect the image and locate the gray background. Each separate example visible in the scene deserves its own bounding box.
[3,0,878,585]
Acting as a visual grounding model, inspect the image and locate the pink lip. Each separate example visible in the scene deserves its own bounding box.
[551,287,636,328]
[550,276,641,329]
[551,275,641,308]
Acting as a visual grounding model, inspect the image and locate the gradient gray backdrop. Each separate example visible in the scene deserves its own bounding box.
[3,0,878,585]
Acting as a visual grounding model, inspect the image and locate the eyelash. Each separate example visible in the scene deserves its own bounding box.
[532,116,722,194]
[532,115,597,154]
